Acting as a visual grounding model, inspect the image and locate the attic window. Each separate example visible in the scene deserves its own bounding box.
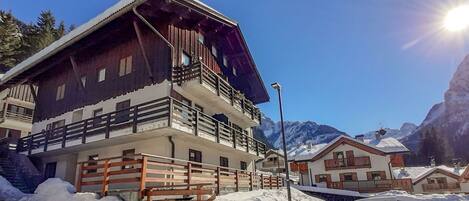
[56,84,65,100]
[98,68,106,82]
[211,45,218,58]
[119,56,132,77]
[198,34,204,44]
[223,55,228,67]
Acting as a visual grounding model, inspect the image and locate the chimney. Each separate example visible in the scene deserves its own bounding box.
[375,128,386,141]
[430,157,436,167]
[355,135,365,142]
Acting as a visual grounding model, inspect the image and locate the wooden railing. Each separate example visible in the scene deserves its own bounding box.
[422,182,460,192]
[0,110,33,123]
[324,156,371,170]
[16,97,266,156]
[77,153,283,198]
[330,179,413,193]
[173,61,261,123]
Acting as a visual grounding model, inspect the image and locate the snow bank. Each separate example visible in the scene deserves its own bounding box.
[362,190,469,201]
[0,176,120,201]
[293,185,362,197]
[215,187,323,201]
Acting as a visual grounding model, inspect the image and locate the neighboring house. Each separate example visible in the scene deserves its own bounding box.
[394,165,466,194]
[256,149,286,176]
[0,0,278,198]
[289,131,412,193]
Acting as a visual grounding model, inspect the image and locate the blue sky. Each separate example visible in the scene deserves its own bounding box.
[2,0,469,135]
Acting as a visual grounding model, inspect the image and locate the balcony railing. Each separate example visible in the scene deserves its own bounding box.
[173,61,261,123]
[77,153,283,198]
[330,179,413,193]
[324,156,371,170]
[422,182,461,192]
[0,110,33,123]
[16,97,266,156]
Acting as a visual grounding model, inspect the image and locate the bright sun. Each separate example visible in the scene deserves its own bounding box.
[444,5,469,31]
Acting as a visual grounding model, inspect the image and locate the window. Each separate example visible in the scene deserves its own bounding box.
[223,55,228,67]
[316,174,329,183]
[211,45,217,57]
[181,52,191,66]
[87,155,99,173]
[198,34,204,44]
[48,119,65,130]
[342,173,354,182]
[115,100,131,123]
[220,157,229,167]
[7,104,33,116]
[122,149,135,169]
[371,172,382,180]
[92,108,103,126]
[98,68,106,82]
[119,56,133,76]
[189,149,202,163]
[72,110,83,123]
[56,84,65,100]
[240,161,247,170]
[232,66,237,76]
[81,76,86,87]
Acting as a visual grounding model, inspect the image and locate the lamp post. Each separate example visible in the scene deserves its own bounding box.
[271,82,291,201]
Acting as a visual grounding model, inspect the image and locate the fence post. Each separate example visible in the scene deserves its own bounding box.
[249,172,253,191]
[105,113,111,139]
[269,175,272,189]
[187,162,192,190]
[132,105,138,133]
[82,120,88,144]
[235,170,239,192]
[102,160,109,196]
[216,167,221,195]
[260,174,264,189]
[139,156,148,199]
[76,163,83,192]
[276,176,279,189]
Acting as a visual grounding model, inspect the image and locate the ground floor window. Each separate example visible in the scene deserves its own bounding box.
[122,149,135,169]
[315,174,330,183]
[220,156,229,167]
[367,171,386,180]
[87,154,99,173]
[240,161,247,170]
[44,162,57,179]
[340,172,357,182]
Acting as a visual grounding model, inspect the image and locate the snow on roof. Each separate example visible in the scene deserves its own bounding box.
[393,165,466,184]
[289,135,409,162]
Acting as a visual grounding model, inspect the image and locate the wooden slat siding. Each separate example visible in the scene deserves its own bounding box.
[8,84,35,103]
[34,17,170,122]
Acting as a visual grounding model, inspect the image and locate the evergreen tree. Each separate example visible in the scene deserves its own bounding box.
[0,11,22,67]
[419,127,447,165]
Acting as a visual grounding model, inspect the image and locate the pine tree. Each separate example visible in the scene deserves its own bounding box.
[0,11,22,67]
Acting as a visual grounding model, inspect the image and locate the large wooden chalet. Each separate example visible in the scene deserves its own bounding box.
[0,0,281,200]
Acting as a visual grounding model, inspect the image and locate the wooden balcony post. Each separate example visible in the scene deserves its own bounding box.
[230,88,234,106]
[216,77,220,96]
[132,105,138,133]
[28,134,33,155]
[105,113,111,139]
[76,163,83,192]
[276,176,279,189]
[102,160,110,196]
[255,141,259,156]
[241,99,245,114]
[216,121,220,143]
[249,172,253,191]
[245,134,249,152]
[194,111,199,136]
[216,167,221,195]
[232,130,237,149]
[269,175,272,189]
[82,120,88,144]
[261,174,264,189]
[139,156,148,199]
[235,170,239,192]
[187,162,192,189]
[199,63,203,84]
[168,98,173,128]
[62,125,68,148]
[43,130,49,152]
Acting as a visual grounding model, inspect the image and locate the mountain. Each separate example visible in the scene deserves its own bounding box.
[402,55,469,165]
[362,123,417,140]
[255,116,347,149]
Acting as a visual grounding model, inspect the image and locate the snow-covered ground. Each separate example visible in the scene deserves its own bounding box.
[215,187,323,201]
[0,176,119,201]
[362,190,469,201]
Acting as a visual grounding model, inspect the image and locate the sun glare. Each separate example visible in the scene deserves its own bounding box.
[444,5,469,31]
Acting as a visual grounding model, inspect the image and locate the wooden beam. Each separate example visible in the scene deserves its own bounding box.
[133,20,154,82]
[69,56,85,92]
[28,83,38,103]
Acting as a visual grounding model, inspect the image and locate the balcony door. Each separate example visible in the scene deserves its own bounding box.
[44,162,57,179]
[333,152,345,167]
[346,151,355,166]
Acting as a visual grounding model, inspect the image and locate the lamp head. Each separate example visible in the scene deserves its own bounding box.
[271,82,281,90]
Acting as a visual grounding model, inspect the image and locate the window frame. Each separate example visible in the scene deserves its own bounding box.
[122,149,135,169]
[220,156,229,168]
[87,154,99,173]
[97,68,106,82]
[72,109,84,123]
[119,56,133,77]
[56,83,65,100]
[240,161,247,171]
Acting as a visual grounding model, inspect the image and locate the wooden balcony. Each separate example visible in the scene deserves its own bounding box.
[16,97,266,156]
[422,182,461,192]
[173,61,261,124]
[324,156,371,170]
[330,179,413,193]
[77,153,283,199]
[0,110,33,123]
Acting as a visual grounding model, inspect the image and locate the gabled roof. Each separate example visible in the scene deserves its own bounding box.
[289,135,410,162]
[393,165,466,184]
[0,0,269,103]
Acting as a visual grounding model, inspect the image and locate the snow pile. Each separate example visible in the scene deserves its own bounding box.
[362,190,469,201]
[293,185,362,197]
[215,187,323,201]
[0,176,25,201]
[0,176,120,201]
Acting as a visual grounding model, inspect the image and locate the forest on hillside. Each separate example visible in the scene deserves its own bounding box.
[0,10,72,70]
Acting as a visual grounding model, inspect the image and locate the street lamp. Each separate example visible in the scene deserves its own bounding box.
[271,82,292,201]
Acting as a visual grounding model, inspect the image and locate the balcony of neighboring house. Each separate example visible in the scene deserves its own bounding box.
[330,179,413,193]
[324,156,371,171]
[172,60,261,127]
[0,104,34,124]
[16,97,266,157]
[422,182,461,193]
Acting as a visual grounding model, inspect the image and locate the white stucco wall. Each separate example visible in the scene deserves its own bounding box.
[308,143,392,185]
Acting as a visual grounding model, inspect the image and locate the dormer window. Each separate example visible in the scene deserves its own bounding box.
[182,52,191,66]
[211,45,218,58]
